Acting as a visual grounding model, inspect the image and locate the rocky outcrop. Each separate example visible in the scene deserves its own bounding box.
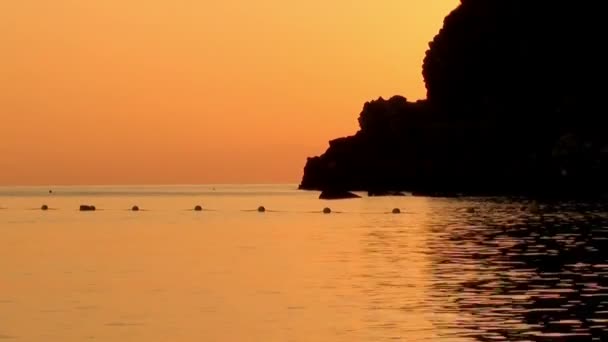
[318,190,361,200]
[300,0,608,197]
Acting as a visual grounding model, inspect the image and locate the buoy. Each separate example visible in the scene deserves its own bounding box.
[79,205,96,211]
[194,205,203,211]
[323,207,331,214]
[41,205,49,211]
[131,206,140,211]
[392,208,401,214]
[257,206,266,213]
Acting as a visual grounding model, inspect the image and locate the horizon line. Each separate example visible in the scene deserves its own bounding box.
[0,182,300,188]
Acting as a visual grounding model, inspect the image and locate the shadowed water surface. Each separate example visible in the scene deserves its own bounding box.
[425,200,608,341]
[1,185,607,341]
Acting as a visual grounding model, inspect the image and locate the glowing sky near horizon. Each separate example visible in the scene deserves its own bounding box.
[1,0,458,185]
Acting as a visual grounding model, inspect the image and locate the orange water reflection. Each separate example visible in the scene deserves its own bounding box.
[1,186,607,341]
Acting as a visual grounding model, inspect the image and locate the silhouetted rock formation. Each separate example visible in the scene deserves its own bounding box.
[318,190,361,200]
[300,0,608,197]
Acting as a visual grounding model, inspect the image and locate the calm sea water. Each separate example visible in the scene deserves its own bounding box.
[1,184,608,341]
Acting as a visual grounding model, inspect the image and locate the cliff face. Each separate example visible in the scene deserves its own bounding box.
[300,0,608,196]
[300,96,431,192]
[424,0,605,122]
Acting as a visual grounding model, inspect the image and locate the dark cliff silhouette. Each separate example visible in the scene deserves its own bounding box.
[300,0,608,197]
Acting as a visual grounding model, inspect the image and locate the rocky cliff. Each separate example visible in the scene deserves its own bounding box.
[300,0,608,197]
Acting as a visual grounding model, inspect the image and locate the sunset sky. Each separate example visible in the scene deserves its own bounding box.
[1,0,458,185]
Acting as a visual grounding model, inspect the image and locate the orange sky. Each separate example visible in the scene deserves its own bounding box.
[1,0,458,185]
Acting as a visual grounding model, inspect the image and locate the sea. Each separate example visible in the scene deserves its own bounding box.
[1,184,608,341]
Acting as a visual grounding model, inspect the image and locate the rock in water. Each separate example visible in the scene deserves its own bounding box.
[194,205,203,211]
[79,205,96,211]
[257,206,266,213]
[323,207,332,214]
[41,205,49,211]
[319,190,361,200]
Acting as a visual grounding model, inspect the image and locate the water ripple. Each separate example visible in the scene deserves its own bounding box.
[422,200,608,341]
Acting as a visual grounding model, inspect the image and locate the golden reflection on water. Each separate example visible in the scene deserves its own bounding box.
[1,186,607,341]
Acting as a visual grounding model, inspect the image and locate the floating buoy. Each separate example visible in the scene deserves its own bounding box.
[257,206,266,213]
[323,207,331,214]
[131,206,139,211]
[194,205,203,211]
[79,205,96,211]
[41,205,49,211]
[392,208,401,214]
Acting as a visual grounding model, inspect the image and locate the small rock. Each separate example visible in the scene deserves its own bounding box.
[323,207,331,214]
[194,205,203,211]
[257,206,266,213]
[319,190,361,200]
